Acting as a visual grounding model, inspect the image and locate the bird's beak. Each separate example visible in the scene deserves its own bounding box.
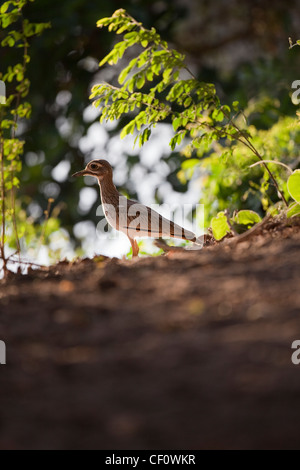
[72,169,88,178]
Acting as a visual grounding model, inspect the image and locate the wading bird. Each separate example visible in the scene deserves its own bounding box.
[73,159,201,257]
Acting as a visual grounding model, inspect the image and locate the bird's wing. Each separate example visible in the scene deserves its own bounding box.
[119,200,195,241]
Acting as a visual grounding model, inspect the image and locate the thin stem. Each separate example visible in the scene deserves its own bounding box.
[7,256,46,269]
[0,137,7,276]
[9,25,29,261]
[10,125,21,261]
[249,160,293,174]
[243,137,288,206]
[288,38,300,49]
[224,209,238,236]
[37,198,54,255]
[184,66,197,81]
[181,63,289,207]
[223,112,289,207]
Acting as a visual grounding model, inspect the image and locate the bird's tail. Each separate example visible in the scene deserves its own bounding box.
[182,234,205,250]
[165,221,204,249]
[189,235,204,250]
[194,235,204,245]
[176,231,204,249]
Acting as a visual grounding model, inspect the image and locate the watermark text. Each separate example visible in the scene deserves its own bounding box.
[0,340,6,365]
[291,80,300,105]
[0,80,6,104]
[291,340,300,365]
[95,199,204,248]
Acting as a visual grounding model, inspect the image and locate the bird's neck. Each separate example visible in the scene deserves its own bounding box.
[98,174,119,205]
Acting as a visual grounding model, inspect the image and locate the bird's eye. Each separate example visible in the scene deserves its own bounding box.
[90,163,98,170]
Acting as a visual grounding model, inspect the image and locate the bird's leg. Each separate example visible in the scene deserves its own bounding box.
[134,239,139,257]
[129,237,139,257]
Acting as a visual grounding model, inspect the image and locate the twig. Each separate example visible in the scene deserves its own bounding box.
[223,113,289,207]
[182,66,289,208]
[249,160,293,174]
[6,256,46,269]
[9,20,29,262]
[224,209,238,236]
[223,215,272,245]
[37,198,54,254]
[0,137,7,276]
[289,38,300,49]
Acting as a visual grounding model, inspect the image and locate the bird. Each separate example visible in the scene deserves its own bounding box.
[72,159,201,257]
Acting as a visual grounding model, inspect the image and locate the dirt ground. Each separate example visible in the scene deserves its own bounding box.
[0,218,300,449]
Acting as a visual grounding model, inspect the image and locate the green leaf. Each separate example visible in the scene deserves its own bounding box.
[97,17,113,28]
[287,170,300,202]
[172,117,182,131]
[221,104,231,114]
[232,210,262,226]
[1,35,15,47]
[0,2,11,13]
[124,31,138,40]
[1,119,15,129]
[99,50,116,67]
[212,108,224,122]
[184,97,192,107]
[13,176,20,187]
[181,159,199,170]
[211,212,231,241]
[118,68,129,85]
[169,131,187,151]
[146,69,153,81]
[117,25,129,34]
[136,74,145,89]
[287,202,300,218]
[138,127,151,146]
[120,120,135,139]
[1,10,19,28]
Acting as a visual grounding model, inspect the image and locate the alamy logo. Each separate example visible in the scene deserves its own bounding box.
[0,341,6,365]
[0,80,6,104]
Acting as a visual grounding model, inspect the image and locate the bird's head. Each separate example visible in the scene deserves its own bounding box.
[72,159,113,181]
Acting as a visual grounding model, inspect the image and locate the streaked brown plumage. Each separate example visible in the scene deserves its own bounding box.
[73,159,197,257]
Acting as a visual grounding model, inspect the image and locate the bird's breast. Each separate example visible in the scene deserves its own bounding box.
[102,202,119,230]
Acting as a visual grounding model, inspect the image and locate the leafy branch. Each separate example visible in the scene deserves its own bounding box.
[92,9,288,208]
[0,0,50,276]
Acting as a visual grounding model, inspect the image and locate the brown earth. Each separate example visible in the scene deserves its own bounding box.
[0,218,300,450]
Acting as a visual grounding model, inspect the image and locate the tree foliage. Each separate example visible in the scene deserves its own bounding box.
[93,11,295,207]
[0,0,52,273]
[92,9,244,155]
